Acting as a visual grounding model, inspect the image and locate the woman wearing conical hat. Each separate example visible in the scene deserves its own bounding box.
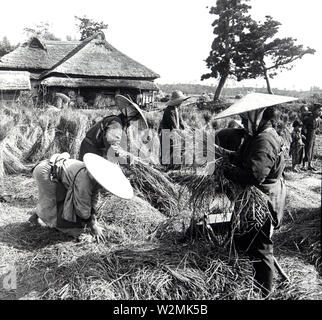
[213,93,297,297]
[78,95,149,163]
[29,152,133,242]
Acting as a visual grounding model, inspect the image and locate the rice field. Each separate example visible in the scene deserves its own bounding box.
[0,98,321,300]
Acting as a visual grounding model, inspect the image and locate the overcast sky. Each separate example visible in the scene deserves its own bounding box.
[0,0,321,90]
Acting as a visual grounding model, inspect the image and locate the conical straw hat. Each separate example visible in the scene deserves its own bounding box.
[213,93,298,120]
[115,94,148,129]
[166,90,191,107]
[83,153,134,199]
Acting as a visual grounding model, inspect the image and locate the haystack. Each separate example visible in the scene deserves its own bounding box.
[0,112,31,176]
[44,109,89,159]
[97,193,166,243]
[0,114,14,178]
[24,111,58,163]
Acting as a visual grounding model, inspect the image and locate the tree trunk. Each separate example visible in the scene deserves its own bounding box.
[214,75,228,101]
[261,60,273,94]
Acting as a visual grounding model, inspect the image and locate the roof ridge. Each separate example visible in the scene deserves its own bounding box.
[40,31,104,78]
[41,31,159,79]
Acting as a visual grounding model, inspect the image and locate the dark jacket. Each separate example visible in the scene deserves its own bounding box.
[226,123,286,228]
[79,114,125,160]
[159,106,184,132]
[302,114,320,162]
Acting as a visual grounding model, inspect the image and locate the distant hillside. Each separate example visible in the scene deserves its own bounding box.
[156,83,322,99]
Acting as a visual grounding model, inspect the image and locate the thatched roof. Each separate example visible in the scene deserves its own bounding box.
[42,32,160,80]
[0,71,31,90]
[0,38,80,70]
[41,76,159,91]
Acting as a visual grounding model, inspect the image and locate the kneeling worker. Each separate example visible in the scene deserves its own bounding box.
[29,152,133,242]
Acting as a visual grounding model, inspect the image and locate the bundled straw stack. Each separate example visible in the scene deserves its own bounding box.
[97,193,166,242]
[177,157,272,244]
[0,114,14,178]
[178,157,231,208]
[45,110,90,159]
[0,110,31,176]
[125,159,179,216]
[231,185,272,236]
[24,111,57,163]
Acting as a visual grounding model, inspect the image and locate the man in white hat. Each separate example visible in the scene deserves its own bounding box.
[159,90,190,132]
[158,90,190,167]
[213,93,297,297]
[29,152,133,242]
[79,95,148,162]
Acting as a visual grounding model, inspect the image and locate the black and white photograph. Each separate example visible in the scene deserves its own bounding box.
[0,0,321,305]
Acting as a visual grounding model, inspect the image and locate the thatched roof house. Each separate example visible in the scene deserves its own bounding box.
[0,71,31,101]
[0,31,160,108]
[0,38,80,80]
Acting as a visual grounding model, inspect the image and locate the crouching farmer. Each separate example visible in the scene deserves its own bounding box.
[29,153,106,242]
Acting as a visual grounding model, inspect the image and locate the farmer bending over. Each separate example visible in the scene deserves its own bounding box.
[79,95,148,162]
[29,152,133,242]
[213,93,296,297]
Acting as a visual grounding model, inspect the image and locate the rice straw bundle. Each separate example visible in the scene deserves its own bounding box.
[15,131,33,154]
[126,158,179,216]
[23,113,56,163]
[0,113,15,179]
[0,142,5,179]
[0,114,14,143]
[179,157,231,208]
[230,185,272,237]
[96,193,166,242]
[3,146,29,174]
[45,110,90,159]
[24,132,43,163]
[176,156,273,248]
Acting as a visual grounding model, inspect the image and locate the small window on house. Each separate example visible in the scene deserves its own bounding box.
[29,38,46,50]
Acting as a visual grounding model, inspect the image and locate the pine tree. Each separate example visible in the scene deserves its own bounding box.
[201,0,252,101]
[233,16,315,94]
[75,16,108,41]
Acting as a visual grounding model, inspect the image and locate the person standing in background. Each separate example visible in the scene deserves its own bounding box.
[302,103,321,171]
[289,120,306,172]
[158,90,190,168]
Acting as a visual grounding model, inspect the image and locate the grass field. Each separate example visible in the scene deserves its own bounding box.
[0,99,321,300]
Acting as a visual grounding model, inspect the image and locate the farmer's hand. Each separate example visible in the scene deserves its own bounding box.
[90,221,106,243]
